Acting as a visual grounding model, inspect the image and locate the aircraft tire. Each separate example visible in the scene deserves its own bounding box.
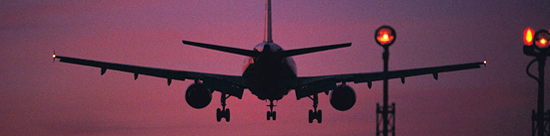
[225,109,230,122]
[308,110,314,123]
[317,110,322,123]
[216,108,222,122]
[272,111,276,120]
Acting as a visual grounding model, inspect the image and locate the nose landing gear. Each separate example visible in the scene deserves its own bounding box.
[267,100,277,121]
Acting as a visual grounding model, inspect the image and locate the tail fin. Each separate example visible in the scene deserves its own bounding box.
[264,0,273,43]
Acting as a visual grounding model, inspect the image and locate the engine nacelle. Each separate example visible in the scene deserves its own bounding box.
[330,85,356,111]
[185,83,212,109]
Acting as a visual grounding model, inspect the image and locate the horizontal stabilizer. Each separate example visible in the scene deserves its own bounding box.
[282,43,351,57]
[182,40,258,57]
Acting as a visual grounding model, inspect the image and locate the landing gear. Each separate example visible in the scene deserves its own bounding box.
[308,109,322,123]
[216,93,230,122]
[308,94,322,123]
[216,108,230,122]
[267,111,276,120]
[267,100,277,121]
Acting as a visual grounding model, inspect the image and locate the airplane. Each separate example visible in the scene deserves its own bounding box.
[52,0,485,123]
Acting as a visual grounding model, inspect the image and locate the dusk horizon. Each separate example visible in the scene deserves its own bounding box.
[2,0,550,135]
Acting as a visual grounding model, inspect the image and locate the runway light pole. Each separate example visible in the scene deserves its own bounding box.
[523,27,550,136]
[375,25,396,136]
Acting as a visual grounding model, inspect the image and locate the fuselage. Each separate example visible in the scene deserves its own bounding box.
[242,42,297,101]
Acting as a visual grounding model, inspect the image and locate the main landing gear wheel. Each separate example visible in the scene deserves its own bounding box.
[266,100,277,121]
[216,108,230,122]
[308,94,322,123]
[308,109,322,123]
[216,93,231,122]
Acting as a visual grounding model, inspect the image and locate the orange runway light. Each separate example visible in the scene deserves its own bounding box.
[378,34,391,43]
[536,38,548,49]
[376,29,394,45]
[524,27,534,46]
[534,30,550,49]
[375,26,396,46]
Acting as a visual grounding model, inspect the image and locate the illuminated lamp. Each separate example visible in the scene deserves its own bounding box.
[533,30,550,50]
[375,26,396,47]
[524,27,534,46]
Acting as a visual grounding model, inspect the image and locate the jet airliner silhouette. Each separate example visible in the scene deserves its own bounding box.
[53,0,485,123]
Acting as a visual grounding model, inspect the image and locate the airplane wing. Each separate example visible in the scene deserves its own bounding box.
[54,55,246,99]
[293,61,485,99]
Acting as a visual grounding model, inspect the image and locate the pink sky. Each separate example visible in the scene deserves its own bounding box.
[2,0,550,135]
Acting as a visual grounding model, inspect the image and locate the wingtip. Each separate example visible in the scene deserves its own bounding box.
[181,40,198,46]
[182,40,190,44]
[52,49,56,63]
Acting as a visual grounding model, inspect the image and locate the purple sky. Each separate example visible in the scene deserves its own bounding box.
[2,0,550,135]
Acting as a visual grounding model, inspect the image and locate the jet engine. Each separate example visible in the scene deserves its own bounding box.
[185,83,212,109]
[329,85,356,111]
